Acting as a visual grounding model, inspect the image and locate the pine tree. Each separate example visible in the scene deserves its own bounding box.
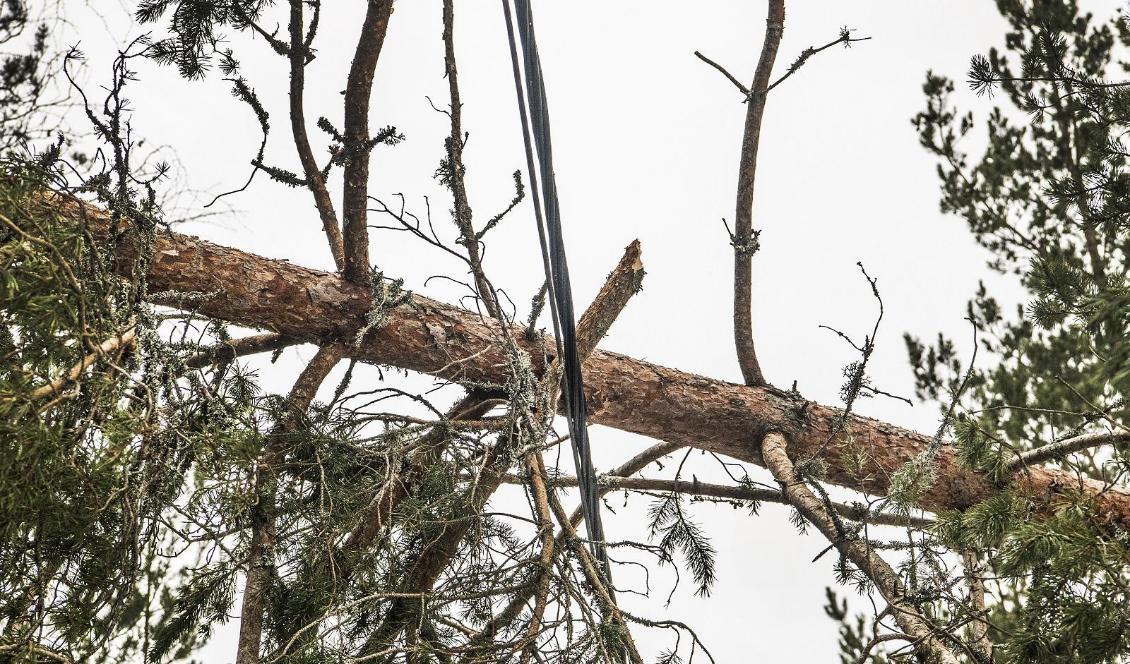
[0,0,52,153]
[895,0,1130,660]
[4,1,1130,663]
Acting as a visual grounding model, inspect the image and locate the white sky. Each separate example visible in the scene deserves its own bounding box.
[57,1,1124,661]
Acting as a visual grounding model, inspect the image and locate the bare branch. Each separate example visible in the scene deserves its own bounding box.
[341,0,394,283]
[236,343,345,664]
[520,452,555,663]
[766,28,870,93]
[441,0,501,320]
[693,50,749,97]
[494,473,934,529]
[30,326,136,400]
[760,432,958,664]
[960,549,993,660]
[731,0,784,387]
[575,239,645,363]
[1005,430,1130,472]
[182,332,295,370]
[850,633,913,664]
[287,0,345,270]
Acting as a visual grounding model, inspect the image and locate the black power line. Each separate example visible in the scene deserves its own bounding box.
[501,0,609,575]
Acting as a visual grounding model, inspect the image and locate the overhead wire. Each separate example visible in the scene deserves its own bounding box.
[501,0,610,576]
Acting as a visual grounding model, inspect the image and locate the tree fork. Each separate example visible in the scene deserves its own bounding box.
[44,194,1130,530]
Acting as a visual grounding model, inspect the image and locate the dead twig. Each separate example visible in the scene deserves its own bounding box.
[30,326,137,400]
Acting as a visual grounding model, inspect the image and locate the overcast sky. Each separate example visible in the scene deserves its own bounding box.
[59,1,1125,661]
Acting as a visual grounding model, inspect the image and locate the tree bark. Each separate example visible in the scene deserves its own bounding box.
[287,0,346,271]
[236,344,345,664]
[341,0,394,283]
[49,194,1130,531]
[732,0,785,387]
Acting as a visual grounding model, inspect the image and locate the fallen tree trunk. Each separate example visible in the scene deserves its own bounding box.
[50,195,1130,529]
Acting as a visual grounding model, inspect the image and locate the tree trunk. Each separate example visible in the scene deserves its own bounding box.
[47,194,1130,530]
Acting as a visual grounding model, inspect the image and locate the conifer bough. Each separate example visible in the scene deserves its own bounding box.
[57,195,1130,530]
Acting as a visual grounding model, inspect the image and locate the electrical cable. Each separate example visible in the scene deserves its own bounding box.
[501,0,610,575]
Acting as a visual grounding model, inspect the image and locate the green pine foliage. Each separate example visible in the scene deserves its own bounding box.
[909,0,1129,448]
[892,0,1130,661]
[0,0,50,154]
[1,160,155,662]
[646,493,718,598]
[823,589,890,664]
